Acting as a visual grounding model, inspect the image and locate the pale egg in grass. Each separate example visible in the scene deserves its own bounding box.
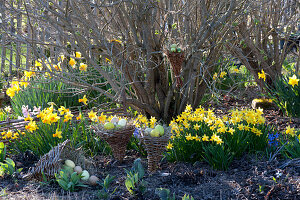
[74,166,83,174]
[81,170,90,181]
[65,159,75,168]
[89,175,99,186]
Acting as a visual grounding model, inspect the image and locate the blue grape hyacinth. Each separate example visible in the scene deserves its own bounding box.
[268,132,279,147]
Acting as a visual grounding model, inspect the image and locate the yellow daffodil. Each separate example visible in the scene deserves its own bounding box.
[244,125,250,131]
[53,129,62,138]
[42,112,60,124]
[6,87,15,98]
[185,104,193,112]
[76,113,82,120]
[228,128,235,135]
[185,134,193,141]
[237,124,245,131]
[217,126,227,133]
[105,58,111,63]
[12,84,21,93]
[166,142,173,149]
[288,75,299,87]
[35,60,42,68]
[149,116,157,128]
[69,58,76,67]
[24,70,35,79]
[63,111,74,122]
[194,124,200,131]
[37,111,45,119]
[97,112,107,124]
[79,63,87,71]
[220,71,227,78]
[24,114,33,121]
[79,95,88,105]
[233,68,239,73]
[213,73,218,80]
[258,69,266,81]
[255,130,262,136]
[25,121,38,132]
[285,125,295,137]
[58,106,68,115]
[75,52,82,58]
[19,79,29,88]
[210,134,223,145]
[215,138,224,145]
[202,134,209,141]
[88,110,97,122]
[12,132,19,139]
[183,121,190,129]
[5,130,13,139]
[53,63,62,71]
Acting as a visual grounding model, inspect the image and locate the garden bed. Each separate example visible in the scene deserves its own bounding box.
[0,152,299,200]
[1,78,299,200]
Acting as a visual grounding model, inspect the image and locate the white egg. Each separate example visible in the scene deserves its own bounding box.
[110,117,119,124]
[118,119,127,127]
[65,160,75,168]
[81,170,90,181]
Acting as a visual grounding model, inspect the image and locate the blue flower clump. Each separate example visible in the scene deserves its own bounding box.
[268,132,279,147]
[133,128,141,138]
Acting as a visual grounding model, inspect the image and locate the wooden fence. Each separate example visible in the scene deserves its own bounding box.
[0,0,64,82]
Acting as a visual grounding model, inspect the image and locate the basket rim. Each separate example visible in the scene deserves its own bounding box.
[91,124,135,133]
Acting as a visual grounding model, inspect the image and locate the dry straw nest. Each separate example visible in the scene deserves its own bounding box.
[166,50,185,87]
[92,124,135,161]
[24,139,91,181]
[141,127,171,172]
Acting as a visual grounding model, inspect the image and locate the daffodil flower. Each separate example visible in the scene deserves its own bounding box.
[258,69,266,81]
[79,95,88,105]
[288,74,299,87]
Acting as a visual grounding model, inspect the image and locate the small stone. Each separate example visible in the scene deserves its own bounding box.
[160,172,171,177]
[251,98,274,110]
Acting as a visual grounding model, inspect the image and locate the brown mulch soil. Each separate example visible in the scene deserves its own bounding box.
[1,86,300,199]
[0,152,299,200]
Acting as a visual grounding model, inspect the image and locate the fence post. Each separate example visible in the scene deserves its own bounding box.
[15,0,22,77]
[0,1,6,75]
[8,0,15,78]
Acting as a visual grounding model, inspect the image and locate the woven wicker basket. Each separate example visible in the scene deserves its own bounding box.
[24,140,87,181]
[141,131,170,172]
[92,125,135,161]
[166,50,185,88]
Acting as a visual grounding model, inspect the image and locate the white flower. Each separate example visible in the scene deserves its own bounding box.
[4,106,11,113]
[32,106,41,115]
[22,105,30,117]
[275,171,282,178]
